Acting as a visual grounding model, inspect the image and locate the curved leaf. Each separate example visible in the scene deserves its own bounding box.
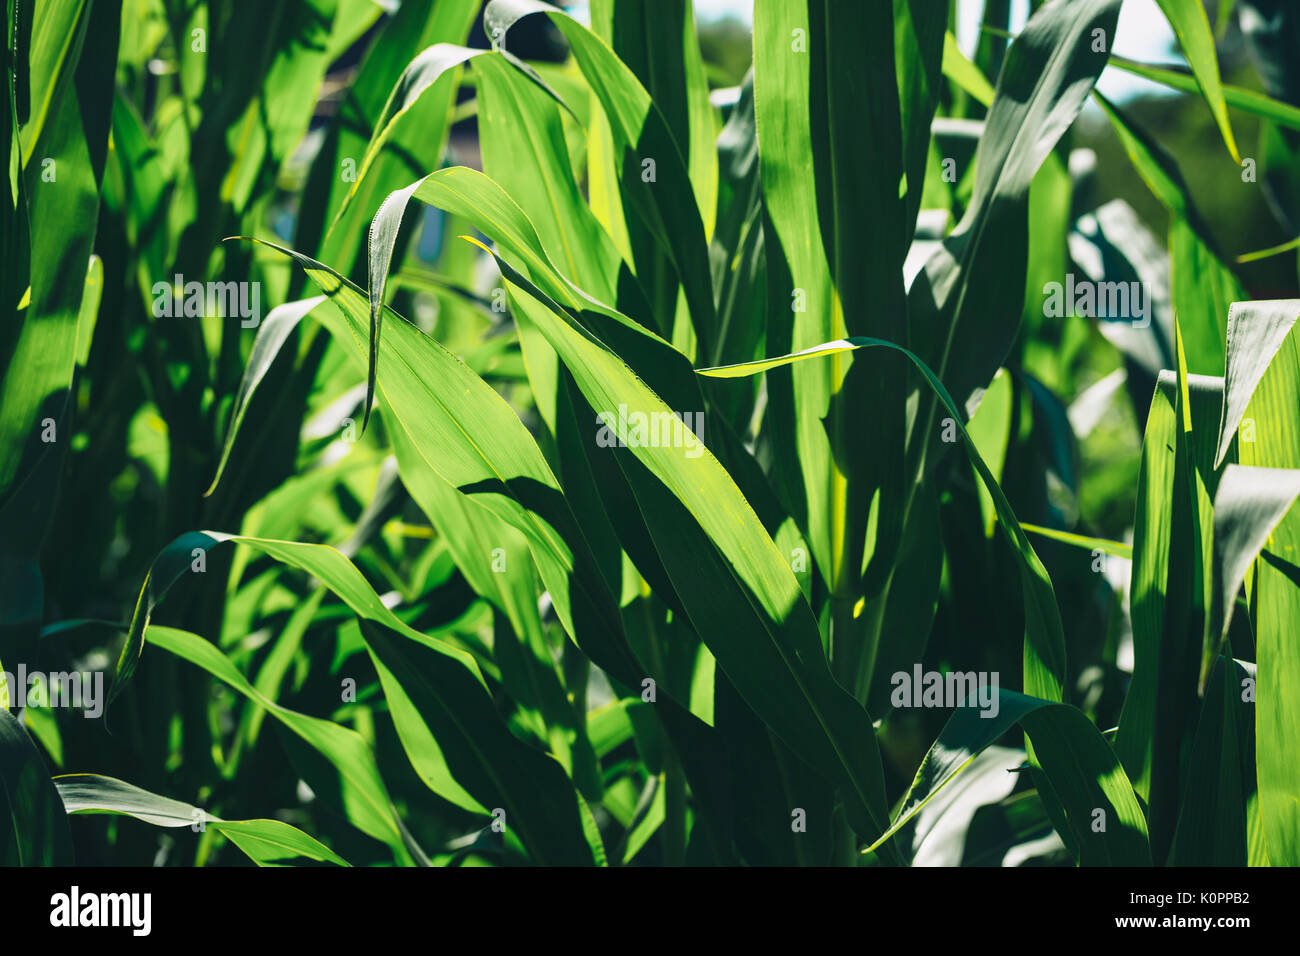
[698,334,1067,702]
[1110,54,1300,133]
[206,295,326,496]
[485,0,718,360]
[121,532,597,866]
[1020,523,1132,560]
[143,624,413,858]
[865,691,1150,866]
[1154,0,1240,162]
[472,240,898,845]
[1215,299,1300,468]
[54,773,349,866]
[908,0,1121,428]
[1208,464,1300,663]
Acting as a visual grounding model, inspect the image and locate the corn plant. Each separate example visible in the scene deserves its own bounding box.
[2,0,1298,867]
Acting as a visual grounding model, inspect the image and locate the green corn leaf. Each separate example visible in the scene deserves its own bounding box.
[906,0,1121,551]
[73,253,101,368]
[231,588,327,768]
[967,368,1013,538]
[298,0,479,280]
[584,0,715,364]
[699,335,1066,702]
[358,619,595,865]
[864,482,944,719]
[206,295,327,496]
[751,0,844,599]
[0,707,73,865]
[1215,300,1300,468]
[708,71,767,418]
[1153,0,1240,163]
[1094,92,1243,375]
[54,773,350,866]
[1115,384,1182,704]
[244,236,652,695]
[474,53,627,310]
[472,50,697,627]
[107,531,219,718]
[1231,311,1300,865]
[362,168,727,642]
[1115,365,1222,860]
[1109,54,1300,134]
[896,3,948,234]
[240,231,742,865]
[1238,235,1300,264]
[1167,658,1255,866]
[350,41,481,431]
[864,691,1150,865]
[242,236,743,856]
[588,0,717,242]
[330,43,478,238]
[486,0,718,362]
[941,31,994,107]
[1206,464,1300,676]
[479,242,897,848]
[1020,524,1133,560]
[124,534,597,865]
[754,0,912,697]
[389,422,602,800]
[143,624,416,860]
[8,0,29,126]
[715,669,836,866]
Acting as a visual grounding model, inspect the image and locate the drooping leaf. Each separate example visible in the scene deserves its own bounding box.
[207,295,326,495]
[1153,0,1240,162]
[296,0,479,281]
[907,0,1121,437]
[485,0,718,361]
[125,535,597,865]
[1215,300,1300,468]
[478,240,897,847]
[1020,524,1133,560]
[1206,464,1300,671]
[1109,55,1300,133]
[865,691,1150,866]
[699,335,1067,702]
[243,231,743,862]
[143,624,416,860]
[54,773,349,866]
